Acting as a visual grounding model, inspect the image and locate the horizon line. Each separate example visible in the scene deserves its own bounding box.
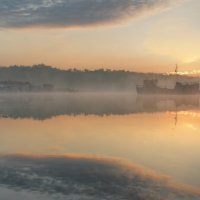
[0,63,196,77]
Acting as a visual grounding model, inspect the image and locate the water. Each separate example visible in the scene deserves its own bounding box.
[0,93,200,200]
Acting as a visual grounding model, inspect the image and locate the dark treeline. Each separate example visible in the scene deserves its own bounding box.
[0,64,196,92]
[0,64,137,91]
[0,64,168,92]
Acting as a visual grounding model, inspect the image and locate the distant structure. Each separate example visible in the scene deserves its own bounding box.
[0,81,31,92]
[0,81,54,92]
[42,84,54,91]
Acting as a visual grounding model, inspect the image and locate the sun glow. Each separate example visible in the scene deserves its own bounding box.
[168,69,200,76]
[185,56,199,64]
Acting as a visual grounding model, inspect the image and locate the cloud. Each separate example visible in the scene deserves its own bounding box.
[0,154,199,200]
[0,0,175,29]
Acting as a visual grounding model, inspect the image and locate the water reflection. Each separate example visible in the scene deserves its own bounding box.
[0,93,200,199]
[0,154,199,200]
[0,93,199,119]
[0,112,200,187]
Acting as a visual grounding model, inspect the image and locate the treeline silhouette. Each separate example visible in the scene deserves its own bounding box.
[0,64,137,91]
[0,64,175,92]
[0,64,197,92]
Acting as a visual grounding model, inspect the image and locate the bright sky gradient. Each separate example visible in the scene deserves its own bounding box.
[0,0,199,73]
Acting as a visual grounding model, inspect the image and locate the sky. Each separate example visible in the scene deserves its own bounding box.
[0,0,199,73]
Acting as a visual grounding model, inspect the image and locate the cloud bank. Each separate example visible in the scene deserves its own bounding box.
[0,0,174,29]
[0,154,199,200]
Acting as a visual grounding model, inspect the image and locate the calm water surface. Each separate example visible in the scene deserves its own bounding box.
[0,93,199,200]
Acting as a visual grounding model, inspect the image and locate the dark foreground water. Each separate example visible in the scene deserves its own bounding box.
[0,93,200,200]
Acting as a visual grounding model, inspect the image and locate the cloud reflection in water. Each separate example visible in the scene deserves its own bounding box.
[0,154,199,200]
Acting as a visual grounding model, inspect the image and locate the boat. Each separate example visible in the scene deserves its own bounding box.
[136,79,199,94]
[136,65,200,95]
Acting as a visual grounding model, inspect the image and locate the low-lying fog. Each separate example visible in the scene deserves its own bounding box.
[0,92,199,119]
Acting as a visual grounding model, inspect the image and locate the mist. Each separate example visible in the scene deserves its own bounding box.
[0,93,199,120]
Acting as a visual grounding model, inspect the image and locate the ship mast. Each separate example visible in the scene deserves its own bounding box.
[174,64,178,126]
[175,64,178,75]
[175,64,178,82]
